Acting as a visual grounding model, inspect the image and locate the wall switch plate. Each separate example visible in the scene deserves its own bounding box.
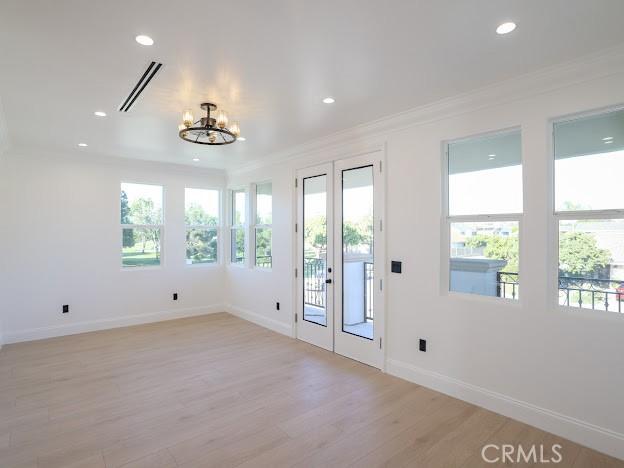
[276,302,280,310]
[173,293,178,301]
[391,261,402,273]
[62,305,69,313]
[419,339,427,352]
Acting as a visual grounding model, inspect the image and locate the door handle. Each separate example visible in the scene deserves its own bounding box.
[325,279,332,284]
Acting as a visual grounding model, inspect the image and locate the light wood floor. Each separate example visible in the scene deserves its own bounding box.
[0,313,621,468]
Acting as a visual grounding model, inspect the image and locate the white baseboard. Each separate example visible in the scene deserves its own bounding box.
[3,305,224,344]
[386,358,624,461]
[225,304,293,337]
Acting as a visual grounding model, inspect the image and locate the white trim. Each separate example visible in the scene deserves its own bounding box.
[184,185,221,267]
[252,181,273,269]
[441,128,523,302]
[550,104,624,314]
[225,304,293,337]
[3,305,224,344]
[386,358,624,461]
[229,187,248,265]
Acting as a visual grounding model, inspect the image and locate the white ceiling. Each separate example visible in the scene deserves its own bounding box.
[1,0,624,170]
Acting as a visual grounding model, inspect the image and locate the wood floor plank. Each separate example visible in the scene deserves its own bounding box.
[0,313,619,468]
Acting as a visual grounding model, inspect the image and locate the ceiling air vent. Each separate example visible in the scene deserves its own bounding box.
[118,61,163,112]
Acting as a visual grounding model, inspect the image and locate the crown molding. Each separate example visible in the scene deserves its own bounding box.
[230,43,624,176]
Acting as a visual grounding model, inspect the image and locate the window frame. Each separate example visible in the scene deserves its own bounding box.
[120,181,165,270]
[184,187,221,267]
[252,181,273,270]
[441,127,523,304]
[229,187,248,267]
[550,105,624,315]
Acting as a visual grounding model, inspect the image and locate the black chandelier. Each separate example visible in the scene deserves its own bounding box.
[178,102,240,145]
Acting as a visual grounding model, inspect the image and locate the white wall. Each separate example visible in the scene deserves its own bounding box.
[1,151,227,343]
[225,49,624,459]
[225,164,294,336]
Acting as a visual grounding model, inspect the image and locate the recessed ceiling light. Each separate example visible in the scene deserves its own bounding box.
[496,22,516,35]
[322,97,335,104]
[78,143,88,147]
[602,136,613,141]
[135,35,154,46]
[192,157,200,162]
[94,111,106,117]
[604,140,613,144]
[237,136,246,141]
[488,154,496,159]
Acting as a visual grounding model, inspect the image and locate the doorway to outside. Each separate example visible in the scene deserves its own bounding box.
[295,152,385,369]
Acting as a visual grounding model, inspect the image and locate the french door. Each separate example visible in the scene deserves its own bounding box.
[296,153,384,369]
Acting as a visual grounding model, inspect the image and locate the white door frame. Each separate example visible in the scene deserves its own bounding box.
[333,154,385,369]
[293,147,386,370]
[295,163,334,351]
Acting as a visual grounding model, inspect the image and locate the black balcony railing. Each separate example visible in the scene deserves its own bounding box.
[256,255,272,268]
[496,272,519,299]
[303,258,375,322]
[558,276,623,312]
[495,272,624,312]
[304,258,325,307]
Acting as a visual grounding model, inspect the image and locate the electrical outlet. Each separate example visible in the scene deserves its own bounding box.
[276,302,280,310]
[62,305,69,314]
[173,293,178,301]
[419,339,427,352]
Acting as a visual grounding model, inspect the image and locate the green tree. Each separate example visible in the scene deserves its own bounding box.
[465,230,518,273]
[343,222,364,252]
[120,190,135,248]
[559,232,611,276]
[185,203,217,226]
[484,236,519,273]
[255,228,272,266]
[186,229,217,263]
[129,198,161,255]
[304,216,327,256]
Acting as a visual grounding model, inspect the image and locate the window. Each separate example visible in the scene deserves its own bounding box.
[120,183,163,268]
[230,188,246,265]
[446,129,522,299]
[185,188,219,264]
[554,107,624,312]
[254,182,272,268]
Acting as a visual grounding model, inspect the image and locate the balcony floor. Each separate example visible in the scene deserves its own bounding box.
[304,305,373,339]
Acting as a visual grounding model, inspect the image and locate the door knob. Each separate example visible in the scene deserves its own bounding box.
[325,279,332,284]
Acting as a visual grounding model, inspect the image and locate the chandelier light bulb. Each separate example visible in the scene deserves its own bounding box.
[182,109,194,128]
[230,120,241,138]
[178,102,239,145]
[216,110,229,129]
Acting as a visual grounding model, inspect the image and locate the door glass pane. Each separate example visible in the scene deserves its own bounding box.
[303,175,327,326]
[342,166,374,340]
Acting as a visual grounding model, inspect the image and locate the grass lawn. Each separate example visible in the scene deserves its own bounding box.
[122,243,160,267]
